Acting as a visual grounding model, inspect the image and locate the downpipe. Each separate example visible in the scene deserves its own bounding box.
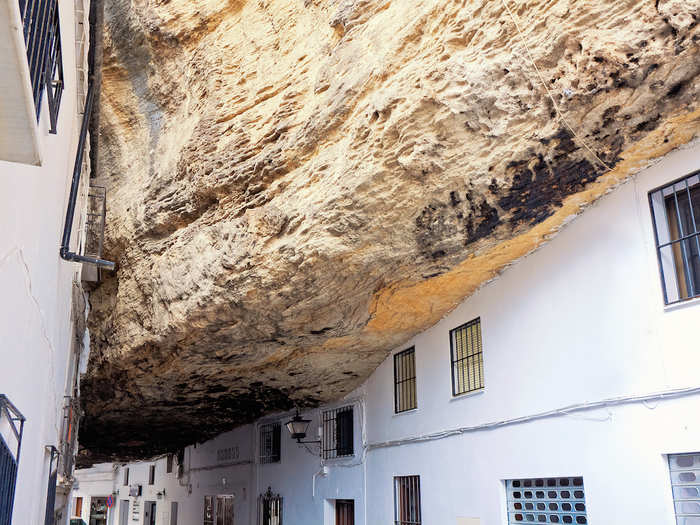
[59,80,115,270]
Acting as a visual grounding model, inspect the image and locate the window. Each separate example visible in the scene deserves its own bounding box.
[0,395,24,525]
[322,406,354,460]
[258,487,282,525]
[450,317,484,396]
[394,348,417,413]
[669,453,700,524]
[73,497,83,517]
[149,465,155,485]
[123,467,129,486]
[394,476,421,525]
[506,477,586,524]
[259,423,281,464]
[167,454,174,473]
[18,0,64,132]
[650,172,700,304]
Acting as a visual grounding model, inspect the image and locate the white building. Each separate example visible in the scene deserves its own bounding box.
[74,142,700,525]
[0,0,110,524]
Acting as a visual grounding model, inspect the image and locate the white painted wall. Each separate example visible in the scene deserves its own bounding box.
[0,0,92,523]
[75,141,700,525]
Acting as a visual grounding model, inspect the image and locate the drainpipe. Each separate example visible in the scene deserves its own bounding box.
[59,80,115,270]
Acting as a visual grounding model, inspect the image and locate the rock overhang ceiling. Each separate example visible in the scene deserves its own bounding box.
[78,0,700,464]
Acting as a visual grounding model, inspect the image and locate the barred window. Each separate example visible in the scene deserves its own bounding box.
[669,453,700,524]
[450,317,484,396]
[335,500,354,525]
[167,454,174,473]
[650,171,700,304]
[149,464,155,485]
[394,476,421,525]
[322,406,353,460]
[260,423,281,464]
[394,348,417,413]
[259,488,282,525]
[0,395,24,525]
[123,467,129,486]
[506,477,586,524]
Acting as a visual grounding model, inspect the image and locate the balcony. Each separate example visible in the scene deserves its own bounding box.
[0,0,64,165]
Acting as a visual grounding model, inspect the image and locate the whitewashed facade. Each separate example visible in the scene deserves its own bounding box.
[0,0,96,523]
[73,142,700,525]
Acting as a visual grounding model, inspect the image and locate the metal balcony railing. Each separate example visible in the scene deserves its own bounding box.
[58,397,81,480]
[18,0,64,133]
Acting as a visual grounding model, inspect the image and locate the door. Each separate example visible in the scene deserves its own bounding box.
[215,495,234,525]
[143,501,156,525]
[170,502,178,525]
[119,501,129,525]
[336,500,354,525]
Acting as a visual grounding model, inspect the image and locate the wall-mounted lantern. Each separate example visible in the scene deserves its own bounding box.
[284,410,320,444]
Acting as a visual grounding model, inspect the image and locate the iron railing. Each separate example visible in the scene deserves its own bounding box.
[83,186,107,260]
[259,423,281,464]
[0,396,25,525]
[394,476,421,525]
[58,397,81,480]
[18,0,64,133]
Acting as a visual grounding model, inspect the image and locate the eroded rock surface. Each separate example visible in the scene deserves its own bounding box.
[80,0,700,463]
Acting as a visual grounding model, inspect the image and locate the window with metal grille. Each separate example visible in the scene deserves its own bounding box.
[394,476,421,525]
[450,317,484,396]
[44,447,59,525]
[167,454,174,473]
[394,348,417,413]
[322,406,354,460]
[18,0,64,133]
[506,477,587,524]
[258,488,282,525]
[259,423,281,464]
[149,465,155,485]
[123,467,129,486]
[650,172,700,305]
[669,453,700,524]
[0,395,25,525]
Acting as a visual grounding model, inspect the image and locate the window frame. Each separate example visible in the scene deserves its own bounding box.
[123,467,129,486]
[394,347,417,413]
[449,317,484,397]
[148,464,155,485]
[394,475,421,525]
[649,170,700,305]
[259,423,282,464]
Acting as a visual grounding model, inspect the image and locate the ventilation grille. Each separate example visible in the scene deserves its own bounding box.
[506,477,587,524]
[669,453,700,524]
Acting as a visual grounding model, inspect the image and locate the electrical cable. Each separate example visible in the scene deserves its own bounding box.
[367,384,700,451]
[500,0,613,172]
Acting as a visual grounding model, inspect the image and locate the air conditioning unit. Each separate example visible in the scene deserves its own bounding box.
[128,484,142,497]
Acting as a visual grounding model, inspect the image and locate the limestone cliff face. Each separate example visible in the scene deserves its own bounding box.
[80,0,700,462]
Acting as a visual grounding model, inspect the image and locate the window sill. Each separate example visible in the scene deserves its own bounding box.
[664,295,700,312]
[393,408,418,418]
[449,388,485,403]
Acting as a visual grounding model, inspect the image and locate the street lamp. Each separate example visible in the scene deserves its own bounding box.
[285,410,320,444]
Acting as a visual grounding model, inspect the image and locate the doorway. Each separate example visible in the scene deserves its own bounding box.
[215,495,234,525]
[119,501,129,525]
[335,500,354,525]
[89,497,108,525]
[144,501,156,525]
